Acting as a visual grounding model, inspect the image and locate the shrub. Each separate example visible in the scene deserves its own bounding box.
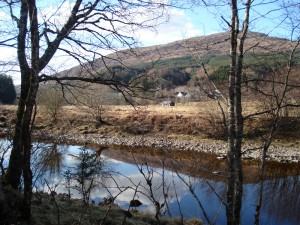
[38,87,64,122]
[64,147,108,205]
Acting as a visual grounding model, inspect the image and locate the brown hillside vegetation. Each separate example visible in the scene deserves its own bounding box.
[57,32,294,77]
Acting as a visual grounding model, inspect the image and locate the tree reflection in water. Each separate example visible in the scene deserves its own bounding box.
[98,146,300,225]
[261,175,300,224]
[31,142,68,189]
[2,141,298,225]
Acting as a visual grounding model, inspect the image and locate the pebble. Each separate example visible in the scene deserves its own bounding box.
[2,127,298,163]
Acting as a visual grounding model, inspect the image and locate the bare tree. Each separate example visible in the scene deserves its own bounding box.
[37,85,64,123]
[251,7,300,224]
[79,85,114,125]
[0,0,169,222]
[193,1,300,225]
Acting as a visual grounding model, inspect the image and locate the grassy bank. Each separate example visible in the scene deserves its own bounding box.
[1,101,299,146]
[30,193,202,225]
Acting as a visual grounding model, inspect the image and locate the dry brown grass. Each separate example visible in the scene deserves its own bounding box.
[105,102,224,138]
[1,100,299,143]
[30,192,203,225]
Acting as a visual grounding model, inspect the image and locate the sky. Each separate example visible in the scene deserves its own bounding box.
[137,1,293,46]
[0,0,296,85]
[134,8,220,46]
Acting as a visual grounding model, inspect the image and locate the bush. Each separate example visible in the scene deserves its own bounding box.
[38,87,64,122]
[64,147,108,205]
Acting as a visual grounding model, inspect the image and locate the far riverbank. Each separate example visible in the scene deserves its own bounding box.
[0,104,299,163]
[31,130,300,163]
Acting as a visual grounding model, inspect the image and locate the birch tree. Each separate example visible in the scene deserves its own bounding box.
[196,1,300,224]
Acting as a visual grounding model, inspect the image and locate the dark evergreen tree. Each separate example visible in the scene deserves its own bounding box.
[0,74,16,104]
[160,68,191,89]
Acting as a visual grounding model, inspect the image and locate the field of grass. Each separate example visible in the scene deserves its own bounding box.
[1,100,299,145]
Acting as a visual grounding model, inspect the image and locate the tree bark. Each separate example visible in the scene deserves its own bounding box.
[4,0,30,190]
[226,1,251,224]
[3,1,40,222]
[226,1,239,224]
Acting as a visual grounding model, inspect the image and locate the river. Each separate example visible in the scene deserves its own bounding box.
[1,141,299,225]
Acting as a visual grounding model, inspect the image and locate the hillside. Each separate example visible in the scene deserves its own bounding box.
[36,31,299,105]
[57,31,295,77]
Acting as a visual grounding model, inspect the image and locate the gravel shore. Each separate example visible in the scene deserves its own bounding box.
[40,131,300,163]
[1,105,299,163]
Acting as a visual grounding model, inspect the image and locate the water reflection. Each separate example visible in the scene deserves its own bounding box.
[1,140,299,225]
[31,142,68,188]
[261,176,300,224]
[36,145,300,225]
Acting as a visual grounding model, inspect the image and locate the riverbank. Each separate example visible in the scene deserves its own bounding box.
[0,104,299,163]
[0,184,202,225]
[34,130,300,163]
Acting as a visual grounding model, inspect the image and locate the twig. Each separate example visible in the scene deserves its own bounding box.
[44,179,60,225]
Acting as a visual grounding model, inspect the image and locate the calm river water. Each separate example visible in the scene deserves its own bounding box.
[1,141,299,225]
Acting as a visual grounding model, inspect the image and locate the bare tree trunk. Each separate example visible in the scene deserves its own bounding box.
[226,1,251,224]
[226,1,239,224]
[3,1,29,190]
[3,1,40,222]
[21,72,39,221]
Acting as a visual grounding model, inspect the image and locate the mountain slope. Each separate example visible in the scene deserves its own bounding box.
[58,31,294,78]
